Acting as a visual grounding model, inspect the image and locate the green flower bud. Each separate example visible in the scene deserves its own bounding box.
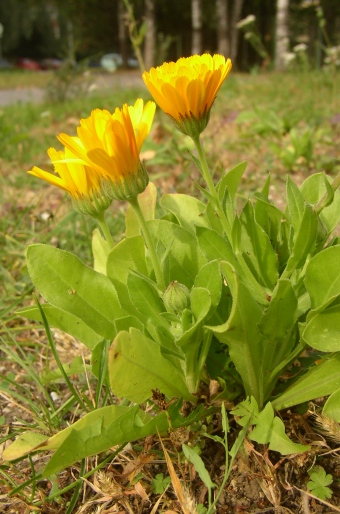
[163,281,190,314]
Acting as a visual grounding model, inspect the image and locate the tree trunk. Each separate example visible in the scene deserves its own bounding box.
[216,0,229,57]
[230,0,244,62]
[118,0,128,68]
[192,0,202,55]
[144,0,156,70]
[275,0,289,70]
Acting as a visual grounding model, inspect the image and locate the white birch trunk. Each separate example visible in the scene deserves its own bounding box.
[275,0,289,70]
[216,0,229,57]
[230,0,244,62]
[144,0,156,70]
[192,0,202,55]
[118,0,128,68]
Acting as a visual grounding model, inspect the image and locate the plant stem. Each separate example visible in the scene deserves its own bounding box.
[128,196,166,291]
[193,135,232,239]
[95,211,115,250]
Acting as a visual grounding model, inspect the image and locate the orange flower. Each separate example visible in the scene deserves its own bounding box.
[59,99,156,200]
[143,54,232,137]
[28,147,111,216]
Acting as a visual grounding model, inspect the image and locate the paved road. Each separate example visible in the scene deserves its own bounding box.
[0,70,144,106]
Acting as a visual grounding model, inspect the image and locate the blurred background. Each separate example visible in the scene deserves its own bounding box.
[0,0,339,73]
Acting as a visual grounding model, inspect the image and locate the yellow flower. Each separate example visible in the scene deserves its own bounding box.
[28,147,112,216]
[143,54,232,138]
[58,99,156,200]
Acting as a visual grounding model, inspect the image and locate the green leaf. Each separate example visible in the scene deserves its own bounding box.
[108,328,194,403]
[232,399,309,455]
[92,228,110,274]
[301,172,340,234]
[307,466,333,501]
[305,245,340,310]
[182,444,217,489]
[26,245,124,339]
[127,273,164,318]
[286,176,305,233]
[148,219,207,288]
[2,432,50,461]
[17,304,102,350]
[194,260,222,318]
[249,402,308,454]
[43,406,169,476]
[125,182,157,237]
[271,354,340,410]
[284,204,318,275]
[240,201,278,289]
[196,227,241,274]
[106,235,148,314]
[259,280,298,376]
[160,194,209,234]
[150,473,171,494]
[217,161,247,202]
[303,304,340,352]
[208,262,264,405]
[322,388,340,422]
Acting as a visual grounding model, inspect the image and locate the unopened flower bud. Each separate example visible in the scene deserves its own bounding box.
[163,281,190,314]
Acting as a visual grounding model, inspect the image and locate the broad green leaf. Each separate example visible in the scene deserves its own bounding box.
[26,245,124,339]
[125,182,157,237]
[284,204,318,275]
[190,287,211,322]
[254,195,290,269]
[286,176,305,233]
[303,304,340,352]
[194,260,222,317]
[92,228,110,274]
[196,227,241,273]
[305,245,340,310]
[2,432,49,461]
[127,273,164,318]
[43,406,169,476]
[182,444,216,489]
[322,388,340,422]
[249,402,309,454]
[217,161,247,202]
[17,304,102,350]
[148,219,207,288]
[301,172,340,234]
[160,194,209,233]
[240,201,278,289]
[208,262,264,405]
[108,328,194,403]
[259,279,298,374]
[272,354,340,410]
[205,201,224,234]
[106,235,148,315]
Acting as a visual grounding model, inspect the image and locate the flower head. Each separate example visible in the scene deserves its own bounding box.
[142,54,232,138]
[28,147,112,216]
[58,99,156,200]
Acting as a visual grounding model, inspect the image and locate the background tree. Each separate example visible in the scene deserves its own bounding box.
[275,0,290,70]
[191,0,202,54]
[144,0,156,69]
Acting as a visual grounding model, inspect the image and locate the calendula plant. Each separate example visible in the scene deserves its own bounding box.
[4,54,340,486]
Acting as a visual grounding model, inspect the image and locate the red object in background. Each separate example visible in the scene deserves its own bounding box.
[17,58,41,70]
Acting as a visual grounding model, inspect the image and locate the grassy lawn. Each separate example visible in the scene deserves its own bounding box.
[1,68,339,512]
